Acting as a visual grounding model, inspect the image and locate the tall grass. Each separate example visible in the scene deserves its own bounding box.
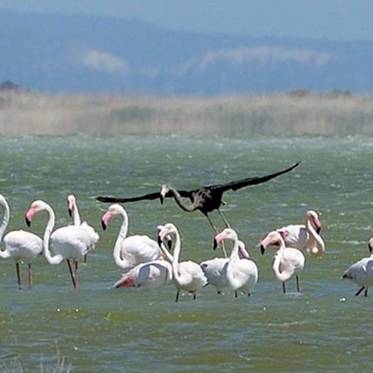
[1,91,373,136]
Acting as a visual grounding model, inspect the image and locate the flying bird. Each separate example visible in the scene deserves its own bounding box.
[97,162,300,234]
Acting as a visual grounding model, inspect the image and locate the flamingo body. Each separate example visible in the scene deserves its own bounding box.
[50,225,95,261]
[101,204,162,271]
[113,260,172,289]
[260,230,305,293]
[3,230,43,260]
[67,195,99,259]
[214,229,258,296]
[200,257,228,293]
[265,210,325,256]
[343,257,373,289]
[0,194,43,289]
[342,238,373,296]
[158,223,207,301]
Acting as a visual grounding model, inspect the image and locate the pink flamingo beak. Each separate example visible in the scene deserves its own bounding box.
[25,207,36,227]
[259,237,272,255]
[213,233,224,250]
[101,212,112,230]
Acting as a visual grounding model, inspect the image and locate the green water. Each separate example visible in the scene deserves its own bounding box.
[0,135,372,372]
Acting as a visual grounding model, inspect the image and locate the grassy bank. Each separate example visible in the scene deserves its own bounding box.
[1,91,373,136]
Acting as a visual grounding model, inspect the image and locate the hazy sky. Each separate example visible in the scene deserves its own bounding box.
[0,0,372,41]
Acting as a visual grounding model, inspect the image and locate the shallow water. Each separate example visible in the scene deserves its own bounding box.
[0,135,372,372]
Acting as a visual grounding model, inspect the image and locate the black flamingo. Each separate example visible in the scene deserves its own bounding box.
[97,162,300,234]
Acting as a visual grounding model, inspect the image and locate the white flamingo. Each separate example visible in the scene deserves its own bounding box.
[267,210,325,256]
[112,259,172,289]
[25,200,98,288]
[101,204,162,271]
[200,240,251,294]
[260,230,305,294]
[342,237,373,297]
[158,223,207,302]
[67,194,99,262]
[213,229,258,297]
[0,194,42,289]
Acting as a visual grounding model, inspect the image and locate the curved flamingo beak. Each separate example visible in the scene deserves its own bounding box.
[101,211,112,231]
[25,207,36,227]
[213,233,224,250]
[260,244,266,255]
[213,239,218,250]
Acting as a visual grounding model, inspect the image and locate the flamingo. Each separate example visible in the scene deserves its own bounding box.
[97,163,300,237]
[342,237,373,297]
[200,240,251,294]
[100,204,162,272]
[112,259,172,289]
[25,200,98,289]
[213,229,258,297]
[0,194,42,289]
[67,194,99,262]
[260,230,305,294]
[158,223,207,302]
[264,210,325,256]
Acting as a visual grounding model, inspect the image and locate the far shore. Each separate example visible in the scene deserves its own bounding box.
[1,91,372,136]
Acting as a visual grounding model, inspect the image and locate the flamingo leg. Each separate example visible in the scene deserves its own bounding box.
[282,281,287,294]
[235,291,238,298]
[193,293,197,300]
[206,214,227,258]
[83,254,88,263]
[175,289,180,303]
[296,275,301,292]
[365,288,368,297]
[74,260,79,289]
[217,209,231,228]
[355,286,365,296]
[28,263,32,289]
[16,262,21,290]
[66,259,77,289]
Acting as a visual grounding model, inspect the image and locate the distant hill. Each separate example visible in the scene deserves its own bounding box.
[1,10,373,94]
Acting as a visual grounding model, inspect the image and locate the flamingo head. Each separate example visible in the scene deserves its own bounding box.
[213,228,238,250]
[259,230,283,255]
[67,194,77,217]
[25,200,48,227]
[160,185,169,205]
[101,204,125,230]
[306,210,322,234]
[156,225,173,250]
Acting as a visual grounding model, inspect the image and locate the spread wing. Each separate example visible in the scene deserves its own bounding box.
[209,162,300,193]
[96,189,191,203]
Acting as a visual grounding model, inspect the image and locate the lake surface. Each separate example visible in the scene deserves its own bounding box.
[0,135,372,372]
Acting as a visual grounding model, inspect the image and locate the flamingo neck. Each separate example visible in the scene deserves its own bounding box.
[72,202,81,226]
[43,204,64,265]
[112,209,129,268]
[272,237,290,282]
[0,196,11,258]
[306,218,325,255]
[0,196,10,242]
[169,188,196,212]
[159,240,174,263]
[171,228,182,285]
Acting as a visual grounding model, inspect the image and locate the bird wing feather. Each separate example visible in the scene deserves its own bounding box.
[209,162,300,193]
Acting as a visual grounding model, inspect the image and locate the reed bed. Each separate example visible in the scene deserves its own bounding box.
[1,91,373,136]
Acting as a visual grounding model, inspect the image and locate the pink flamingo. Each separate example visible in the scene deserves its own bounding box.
[0,194,42,289]
[260,230,305,294]
[25,200,98,288]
